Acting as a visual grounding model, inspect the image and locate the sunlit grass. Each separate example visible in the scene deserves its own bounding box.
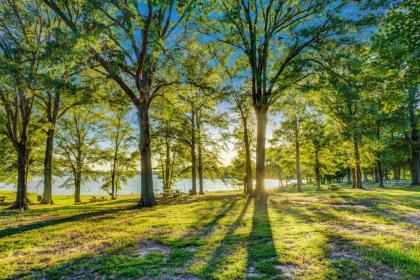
[0,186,419,279]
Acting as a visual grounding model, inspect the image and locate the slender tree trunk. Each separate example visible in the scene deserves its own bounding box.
[352,168,356,189]
[347,169,351,184]
[377,161,384,187]
[137,105,156,206]
[408,88,419,186]
[363,169,369,183]
[190,108,197,195]
[278,167,283,188]
[196,113,204,195]
[254,106,267,196]
[74,171,81,204]
[11,143,29,210]
[393,166,401,180]
[315,149,321,191]
[164,134,171,190]
[295,132,302,192]
[41,129,54,204]
[243,117,253,195]
[353,139,363,189]
[111,167,116,200]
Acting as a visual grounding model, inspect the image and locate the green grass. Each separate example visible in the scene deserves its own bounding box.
[0,185,419,280]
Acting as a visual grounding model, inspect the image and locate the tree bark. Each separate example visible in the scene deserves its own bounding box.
[74,172,81,204]
[408,88,419,186]
[353,139,363,189]
[315,149,321,191]
[363,169,369,183]
[393,166,400,180]
[377,160,384,187]
[11,143,29,210]
[243,116,253,195]
[137,105,156,206]
[295,130,302,192]
[41,128,55,204]
[254,106,268,196]
[351,168,356,189]
[196,113,204,195]
[190,108,197,195]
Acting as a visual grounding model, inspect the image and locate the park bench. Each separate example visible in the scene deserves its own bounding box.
[89,196,107,203]
[329,184,340,191]
[0,196,5,202]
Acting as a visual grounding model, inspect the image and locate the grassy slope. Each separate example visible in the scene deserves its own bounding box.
[0,186,419,280]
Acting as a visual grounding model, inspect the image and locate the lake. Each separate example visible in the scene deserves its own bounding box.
[0,174,285,195]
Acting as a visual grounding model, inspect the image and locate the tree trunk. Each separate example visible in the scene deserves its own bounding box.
[111,167,116,200]
[11,143,29,210]
[196,113,204,195]
[74,172,81,204]
[243,117,253,195]
[377,161,384,187]
[408,88,419,186]
[352,168,356,189]
[190,108,197,195]
[295,132,302,192]
[353,139,363,189]
[137,104,156,206]
[164,133,171,190]
[363,169,369,183]
[347,169,351,184]
[41,128,54,204]
[393,166,400,180]
[278,167,283,188]
[254,106,267,196]
[315,149,321,191]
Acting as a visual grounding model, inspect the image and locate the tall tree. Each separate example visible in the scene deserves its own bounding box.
[374,0,419,185]
[0,0,47,209]
[41,0,195,206]
[202,0,379,195]
[55,108,104,204]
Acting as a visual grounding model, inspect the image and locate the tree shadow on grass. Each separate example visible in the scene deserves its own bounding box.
[246,195,280,279]
[198,198,252,278]
[10,196,241,280]
[0,205,136,238]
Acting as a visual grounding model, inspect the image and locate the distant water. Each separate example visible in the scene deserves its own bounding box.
[0,174,283,195]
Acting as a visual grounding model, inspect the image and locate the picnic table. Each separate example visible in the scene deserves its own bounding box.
[163,190,182,198]
[89,196,107,203]
[329,184,340,191]
[388,179,408,186]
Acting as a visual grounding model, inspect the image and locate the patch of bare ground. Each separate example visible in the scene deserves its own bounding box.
[141,274,203,280]
[274,264,300,279]
[403,212,420,227]
[246,264,263,278]
[328,240,401,280]
[133,240,171,258]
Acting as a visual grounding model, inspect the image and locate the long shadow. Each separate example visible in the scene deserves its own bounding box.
[0,205,135,238]
[199,198,252,277]
[9,196,241,280]
[162,197,239,248]
[246,195,279,278]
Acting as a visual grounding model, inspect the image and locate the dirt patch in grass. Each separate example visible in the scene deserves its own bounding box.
[274,263,300,279]
[246,264,263,278]
[403,212,420,227]
[134,240,171,258]
[145,274,203,280]
[328,239,401,280]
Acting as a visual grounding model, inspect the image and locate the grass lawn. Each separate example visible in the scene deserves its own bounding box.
[0,185,419,280]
